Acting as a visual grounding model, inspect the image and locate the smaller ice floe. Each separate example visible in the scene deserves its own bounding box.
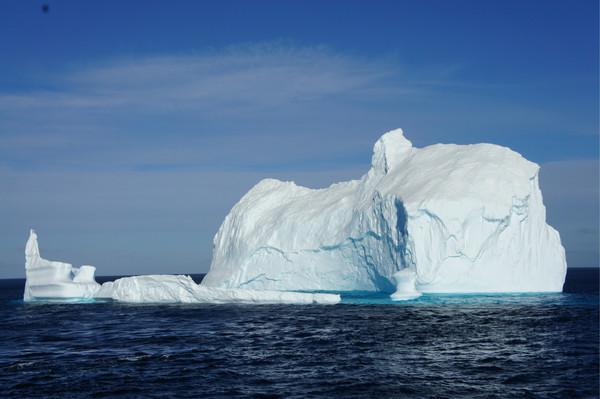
[24,229,101,301]
[23,230,340,305]
[96,275,340,304]
[390,269,422,301]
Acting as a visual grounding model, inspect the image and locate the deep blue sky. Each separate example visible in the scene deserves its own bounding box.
[0,0,598,277]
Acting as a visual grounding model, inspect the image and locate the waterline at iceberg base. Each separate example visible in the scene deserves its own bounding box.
[23,128,567,303]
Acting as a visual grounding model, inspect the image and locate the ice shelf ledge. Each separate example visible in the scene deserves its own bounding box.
[23,230,340,305]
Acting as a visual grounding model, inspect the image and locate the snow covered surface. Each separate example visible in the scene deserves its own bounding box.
[23,231,340,304]
[24,230,101,301]
[203,128,567,299]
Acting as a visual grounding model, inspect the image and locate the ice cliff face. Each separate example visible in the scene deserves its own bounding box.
[202,129,567,297]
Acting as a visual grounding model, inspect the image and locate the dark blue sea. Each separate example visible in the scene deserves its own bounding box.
[0,269,598,398]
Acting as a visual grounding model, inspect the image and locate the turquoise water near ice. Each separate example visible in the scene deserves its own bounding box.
[340,290,598,306]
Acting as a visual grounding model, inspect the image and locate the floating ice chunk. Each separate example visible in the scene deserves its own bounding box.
[390,269,422,301]
[24,230,101,301]
[203,128,567,296]
[96,275,340,304]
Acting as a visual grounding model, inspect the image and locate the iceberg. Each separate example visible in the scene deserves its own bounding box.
[202,128,567,299]
[23,230,340,304]
[24,229,101,301]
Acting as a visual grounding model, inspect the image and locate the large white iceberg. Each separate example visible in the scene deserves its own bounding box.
[202,128,567,299]
[23,230,339,304]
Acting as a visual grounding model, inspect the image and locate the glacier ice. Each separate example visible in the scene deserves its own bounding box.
[24,229,101,301]
[23,230,340,304]
[202,128,567,299]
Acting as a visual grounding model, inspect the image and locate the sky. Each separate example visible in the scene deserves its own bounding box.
[0,0,598,278]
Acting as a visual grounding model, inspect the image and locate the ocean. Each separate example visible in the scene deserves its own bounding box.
[0,269,598,398]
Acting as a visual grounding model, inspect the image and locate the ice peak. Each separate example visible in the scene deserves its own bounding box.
[371,128,413,174]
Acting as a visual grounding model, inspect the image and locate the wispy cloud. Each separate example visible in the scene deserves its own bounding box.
[1,44,408,112]
[1,42,592,174]
[0,43,430,172]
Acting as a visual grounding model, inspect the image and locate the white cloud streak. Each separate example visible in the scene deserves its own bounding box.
[1,44,404,112]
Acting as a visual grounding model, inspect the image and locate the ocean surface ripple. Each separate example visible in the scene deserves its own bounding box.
[0,269,598,398]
